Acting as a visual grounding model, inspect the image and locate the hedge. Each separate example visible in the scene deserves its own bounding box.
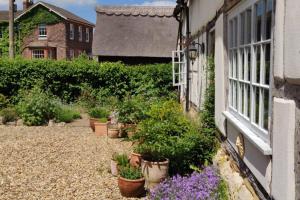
[0,58,173,102]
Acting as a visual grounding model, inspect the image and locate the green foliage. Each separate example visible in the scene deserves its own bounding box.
[16,86,58,126]
[0,59,173,103]
[112,153,129,167]
[132,99,215,175]
[88,107,109,119]
[0,107,18,124]
[117,96,149,124]
[55,105,81,123]
[119,166,143,180]
[0,94,8,109]
[217,179,229,200]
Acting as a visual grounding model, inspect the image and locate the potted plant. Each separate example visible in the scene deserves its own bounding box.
[107,124,120,138]
[94,118,109,136]
[88,107,109,133]
[118,166,145,198]
[111,153,129,176]
[138,145,169,189]
[126,125,137,138]
[130,146,142,168]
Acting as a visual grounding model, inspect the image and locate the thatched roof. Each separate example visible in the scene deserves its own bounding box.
[92,6,178,58]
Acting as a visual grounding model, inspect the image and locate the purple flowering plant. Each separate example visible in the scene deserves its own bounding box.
[149,167,221,200]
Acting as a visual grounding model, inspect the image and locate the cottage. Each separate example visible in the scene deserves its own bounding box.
[0,0,94,60]
[172,0,300,199]
[92,6,178,64]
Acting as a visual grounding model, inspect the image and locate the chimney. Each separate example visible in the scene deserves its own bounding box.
[23,0,34,11]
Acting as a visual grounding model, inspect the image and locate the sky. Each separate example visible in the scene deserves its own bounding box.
[0,0,176,23]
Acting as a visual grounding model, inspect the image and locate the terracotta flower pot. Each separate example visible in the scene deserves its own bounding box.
[111,159,119,176]
[94,122,108,136]
[89,118,99,131]
[118,177,145,198]
[127,131,135,138]
[108,128,120,138]
[130,152,142,168]
[141,159,169,189]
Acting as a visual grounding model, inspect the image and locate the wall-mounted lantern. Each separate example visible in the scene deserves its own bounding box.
[188,41,205,62]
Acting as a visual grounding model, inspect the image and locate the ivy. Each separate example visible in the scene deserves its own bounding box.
[0,5,62,56]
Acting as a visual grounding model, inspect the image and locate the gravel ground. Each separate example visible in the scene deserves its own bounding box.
[0,125,144,200]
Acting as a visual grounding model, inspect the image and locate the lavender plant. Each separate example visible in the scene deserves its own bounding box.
[149,167,222,200]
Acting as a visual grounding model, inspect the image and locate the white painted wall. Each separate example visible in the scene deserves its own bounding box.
[214,14,226,135]
[189,0,224,35]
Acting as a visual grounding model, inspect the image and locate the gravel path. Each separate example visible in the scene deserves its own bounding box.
[0,125,142,200]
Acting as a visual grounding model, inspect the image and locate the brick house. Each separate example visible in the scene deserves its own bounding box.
[0,0,94,60]
[173,0,300,199]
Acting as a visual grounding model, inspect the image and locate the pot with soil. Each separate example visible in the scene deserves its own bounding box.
[88,107,109,132]
[141,156,169,189]
[108,124,120,138]
[94,118,108,136]
[118,166,145,198]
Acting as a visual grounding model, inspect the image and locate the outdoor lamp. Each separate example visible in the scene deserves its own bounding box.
[188,42,205,61]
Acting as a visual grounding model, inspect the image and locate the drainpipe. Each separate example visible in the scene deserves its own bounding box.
[185,4,190,112]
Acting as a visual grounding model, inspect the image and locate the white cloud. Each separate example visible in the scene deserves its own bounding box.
[137,0,176,6]
[0,0,96,10]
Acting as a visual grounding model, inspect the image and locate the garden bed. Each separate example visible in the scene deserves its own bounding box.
[0,125,144,200]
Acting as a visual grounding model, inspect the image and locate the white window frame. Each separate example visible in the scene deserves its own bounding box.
[85,28,90,43]
[78,26,82,41]
[38,24,47,39]
[172,50,186,86]
[70,23,74,40]
[69,49,75,59]
[227,0,273,144]
[32,49,45,59]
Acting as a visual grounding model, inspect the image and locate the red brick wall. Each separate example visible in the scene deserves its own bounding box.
[65,21,93,59]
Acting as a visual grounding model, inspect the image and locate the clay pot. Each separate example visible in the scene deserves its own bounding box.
[94,122,108,136]
[111,159,119,176]
[141,159,169,189]
[130,152,142,168]
[118,177,145,198]
[127,131,135,138]
[89,118,99,131]
[108,128,120,138]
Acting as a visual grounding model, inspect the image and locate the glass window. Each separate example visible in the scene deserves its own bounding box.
[70,49,74,59]
[38,24,47,39]
[70,24,74,40]
[228,0,273,138]
[86,28,90,42]
[32,49,45,59]
[78,26,82,41]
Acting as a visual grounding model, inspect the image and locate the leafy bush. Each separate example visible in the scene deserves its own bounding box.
[88,107,109,119]
[150,167,222,200]
[0,58,173,103]
[0,107,18,124]
[117,96,149,124]
[112,153,129,167]
[55,106,81,123]
[119,166,143,180]
[16,87,58,126]
[0,94,8,109]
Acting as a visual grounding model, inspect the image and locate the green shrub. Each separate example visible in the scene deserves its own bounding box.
[0,107,18,124]
[117,96,149,124]
[0,94,8,109]
[119,166,143,180]
[88,107,109,119]
[112,153,129,167]
[55,106,81,123]
[0,59,173,103]
[16,87,58,126]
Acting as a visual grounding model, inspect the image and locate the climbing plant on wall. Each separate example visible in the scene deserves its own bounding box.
[0,6,62,56]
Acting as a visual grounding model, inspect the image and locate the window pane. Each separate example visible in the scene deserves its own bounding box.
[255,1,264,42]
[264,44,271,85]
[246,48,251,81]
[234,18,238,47]
[266,0,273,39]
[234,51,238,78]
[229,20,233,48]
[255,87,260,124]
[233,81,237,109]
[246,9,252,44]
[263,89,269,130]
[240,83,244,114]
[245,84,250,118]
[255,46,261,83]
[240,49,245,80]
[229,51,233,77]
[240,12,245,45]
